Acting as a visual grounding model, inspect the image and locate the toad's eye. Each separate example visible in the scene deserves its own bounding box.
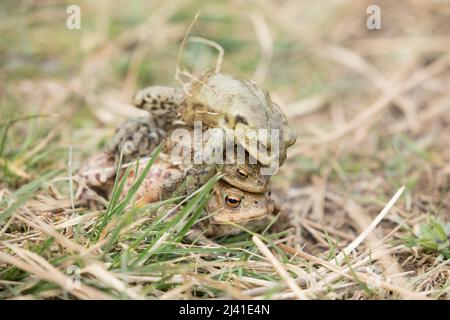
[237,169,249,179]
[225,195,241,208]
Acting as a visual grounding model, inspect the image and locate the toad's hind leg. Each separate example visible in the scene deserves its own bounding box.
[133,86,185,131]
[75,150,117,208]
[107,117,166,163]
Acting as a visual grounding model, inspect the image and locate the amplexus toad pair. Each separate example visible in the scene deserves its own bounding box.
[77,71,297,240]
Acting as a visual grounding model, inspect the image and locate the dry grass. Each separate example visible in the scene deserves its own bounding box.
[0,0,449,300]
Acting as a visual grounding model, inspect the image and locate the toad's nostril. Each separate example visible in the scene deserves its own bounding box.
[254,201,258,204]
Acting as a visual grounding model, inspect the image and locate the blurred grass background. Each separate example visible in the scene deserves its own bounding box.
[0,0,449,299]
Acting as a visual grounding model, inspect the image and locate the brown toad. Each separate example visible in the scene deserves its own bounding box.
[122,160,275,238]
[133,71,297,167]
[167,126,271,193]
[75,151,275,239]
[106,117,271,193]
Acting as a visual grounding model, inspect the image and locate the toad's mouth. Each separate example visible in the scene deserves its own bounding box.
[208,202,274,225]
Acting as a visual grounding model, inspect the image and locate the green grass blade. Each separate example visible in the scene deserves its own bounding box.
[96,143,163,241]
[0,170,59,222]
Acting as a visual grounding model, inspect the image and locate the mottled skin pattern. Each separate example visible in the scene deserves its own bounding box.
[134,72,297,166]
[107,117,271,193]
[108,117,166,164]
[76,117,167,201]
[219,161,269,193]
[132,85,185,132]
[76,150,116,204]
[121,159,184,204]
[77,151,116,189]
[76,151,183,203]
[167,127,271,193]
